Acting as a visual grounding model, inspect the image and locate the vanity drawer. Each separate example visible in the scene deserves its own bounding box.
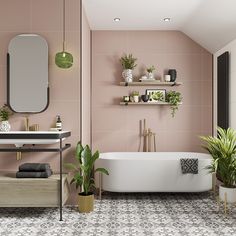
[0,172,70,207]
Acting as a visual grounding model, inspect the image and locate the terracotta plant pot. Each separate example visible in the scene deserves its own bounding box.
[78,193,94,213]
[219,185,236,203]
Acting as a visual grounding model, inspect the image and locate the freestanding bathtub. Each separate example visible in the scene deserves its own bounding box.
[96,152,212,192]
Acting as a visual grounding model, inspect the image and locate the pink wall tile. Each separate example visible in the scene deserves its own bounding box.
[92,31,213,153]
[0,0,31,32]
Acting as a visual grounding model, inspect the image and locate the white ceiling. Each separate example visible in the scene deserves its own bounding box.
[83,0,236,53]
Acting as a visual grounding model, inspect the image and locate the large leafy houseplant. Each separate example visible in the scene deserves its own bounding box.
[166,91,182,117]
[200,127,236,188]
[65,142,109,195]
[65,142,109,212]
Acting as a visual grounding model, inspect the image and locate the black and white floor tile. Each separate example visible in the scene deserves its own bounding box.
[0,192,236,236]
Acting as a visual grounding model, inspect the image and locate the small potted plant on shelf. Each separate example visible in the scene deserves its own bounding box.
[146,65,155,80]
[65,142,109,213]
[132,91,139,103]
[200,127,236,203]
[166,91,182,117]
[0,104,13,132]
[120,54,137,83]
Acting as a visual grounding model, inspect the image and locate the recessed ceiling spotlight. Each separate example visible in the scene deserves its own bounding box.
[164,18,171,22]
[114,18,120,22]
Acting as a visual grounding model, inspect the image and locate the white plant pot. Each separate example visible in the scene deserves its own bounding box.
[0,120,11,132]
[147,72,154,80]
[219,185,236,203]
[133,96,139,103]
[122,69,133,83]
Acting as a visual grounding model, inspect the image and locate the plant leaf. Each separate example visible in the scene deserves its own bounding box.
[95,168,109,175]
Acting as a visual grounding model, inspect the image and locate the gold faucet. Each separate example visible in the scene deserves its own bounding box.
[142,119,157,152]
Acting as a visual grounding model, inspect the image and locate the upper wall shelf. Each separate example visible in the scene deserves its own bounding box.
[120,81,183,87]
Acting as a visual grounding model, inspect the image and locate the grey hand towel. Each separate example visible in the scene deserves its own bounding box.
[180,158,198,174]
[16,169,53,178]
[19,163,51,172]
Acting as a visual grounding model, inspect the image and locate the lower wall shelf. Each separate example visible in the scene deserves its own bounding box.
[120,102,181,106]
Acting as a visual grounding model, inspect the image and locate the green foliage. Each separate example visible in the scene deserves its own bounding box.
[151,91,164,102]
[147,65,155,73]
[64,142,109,195]
[120,54,137,70]
[166,91,182,117]
[200,127,236,188]
[132,91,139,96]
[0,104,13,121]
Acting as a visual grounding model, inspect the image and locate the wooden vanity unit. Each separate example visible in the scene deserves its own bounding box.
[0,131,71,221]
[0,172,69,207]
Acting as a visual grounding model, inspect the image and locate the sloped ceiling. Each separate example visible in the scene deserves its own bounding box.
[83,0,236,53]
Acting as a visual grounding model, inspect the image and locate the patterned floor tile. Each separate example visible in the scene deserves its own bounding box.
[0,192,236,236]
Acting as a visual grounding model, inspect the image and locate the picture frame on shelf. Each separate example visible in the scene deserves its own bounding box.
[146,89,166,102]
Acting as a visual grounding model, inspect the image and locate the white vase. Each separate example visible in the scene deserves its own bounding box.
[0,120,11,132]
[122,69,133,82]
[147,72,154,80]
[219,185,236,203]
[133,96,139,103]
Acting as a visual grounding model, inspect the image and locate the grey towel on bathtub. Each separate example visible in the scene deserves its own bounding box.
[16,169,53,178]
[19,163,51,172]
[180,158,198,174]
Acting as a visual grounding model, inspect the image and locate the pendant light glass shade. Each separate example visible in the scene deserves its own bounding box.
[55,0,73,69]
[55,51,73,69]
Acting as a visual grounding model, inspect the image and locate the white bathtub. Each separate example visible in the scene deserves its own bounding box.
[96,152,212,192]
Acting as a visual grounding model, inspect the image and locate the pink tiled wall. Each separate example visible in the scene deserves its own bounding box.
[92,31,213,152]
[0,0,81,180]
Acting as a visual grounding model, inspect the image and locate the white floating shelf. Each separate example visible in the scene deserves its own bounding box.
[120,81,183,86]
[120,102,183,106]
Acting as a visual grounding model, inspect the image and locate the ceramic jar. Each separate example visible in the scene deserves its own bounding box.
[0,120,11,132]
[122,69,133,83]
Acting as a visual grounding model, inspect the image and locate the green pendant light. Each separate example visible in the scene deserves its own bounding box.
[55,0,73,69]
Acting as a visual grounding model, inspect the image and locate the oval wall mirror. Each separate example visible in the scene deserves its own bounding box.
[7,34,49,113]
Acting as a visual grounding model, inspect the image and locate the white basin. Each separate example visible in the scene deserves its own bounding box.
[0,131,68,147]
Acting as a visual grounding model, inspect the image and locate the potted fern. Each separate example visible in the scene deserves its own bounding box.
[65,142,109,213]
[120,54,137,83]
[0,104,13,132]
[166,91,182,117]
[200,127,236,203]
[146,65,155,80]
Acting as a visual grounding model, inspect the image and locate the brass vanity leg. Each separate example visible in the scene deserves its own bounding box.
[224,192,228,214]
[99,172,102,200]
[212,172,216,193]
[16,152,22,161]
[216,196,220,212]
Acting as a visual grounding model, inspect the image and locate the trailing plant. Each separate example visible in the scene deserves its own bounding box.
[200,127,236,188]
[120,54,137,70]
[166,91,182,117]
[64,142,109,195]
[132,91,139,96]
[147,65,155,73]
[0,104,13,121]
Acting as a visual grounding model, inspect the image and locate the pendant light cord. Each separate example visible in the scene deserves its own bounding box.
[63,0,65,52]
